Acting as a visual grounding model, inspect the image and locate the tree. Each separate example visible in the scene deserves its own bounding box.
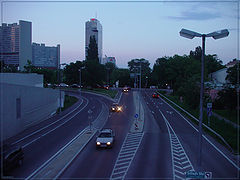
[86,36,99,62]
[105,62,116,85]
[226,62,239,85]
[128,58,151,88]
[23,60,35,73]
[64,61,85,85]
[111,68,130,87]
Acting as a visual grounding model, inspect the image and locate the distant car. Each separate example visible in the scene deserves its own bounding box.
[152,92,159,98]
[0,144,24,174]
[103,85,109,90]
[122,87,128,92]
[70,84,80,88]
[96,129,115,149]
[59,83,69,87]
[110,103,122,112]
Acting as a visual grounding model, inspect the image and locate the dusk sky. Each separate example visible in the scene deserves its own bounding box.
[1,0,239,68]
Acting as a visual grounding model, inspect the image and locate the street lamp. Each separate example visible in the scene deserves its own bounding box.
[79,66,85,97]
[179,28,229,168]
[58,63,67,113]
[133,59,148,120]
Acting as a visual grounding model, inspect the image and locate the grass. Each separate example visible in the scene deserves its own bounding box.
[57,95,78,112]
[213,109,238,124]
[158,91,240,154]
[82,88,118,99]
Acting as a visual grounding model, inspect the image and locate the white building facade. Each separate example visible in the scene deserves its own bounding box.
[0,20,32,71]
[85,18,102,63]
[102,56,116,65]
[32,43,60,69]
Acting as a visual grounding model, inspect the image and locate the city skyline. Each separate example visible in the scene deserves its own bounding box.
[1,0,239,68]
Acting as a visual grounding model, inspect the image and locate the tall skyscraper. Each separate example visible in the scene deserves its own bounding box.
[0,20,32,71]
[85,18,102,63]
[32,43,60,69]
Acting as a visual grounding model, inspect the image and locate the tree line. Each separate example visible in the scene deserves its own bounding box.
[1,35,237,111]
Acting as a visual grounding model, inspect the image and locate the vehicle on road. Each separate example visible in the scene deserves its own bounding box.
[70,84,80,88]
[59,83,69,87]
[152,92,159,98]
[110,103,123,112]
[96,129,115,149]
[122,87,129,92]
[103,85,109,90]
[0,144,24,174]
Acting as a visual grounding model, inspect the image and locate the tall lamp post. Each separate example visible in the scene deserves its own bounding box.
[134,59,147,120]
[79,66,85,97]
[179,28,229,168]
[58,63,66,113]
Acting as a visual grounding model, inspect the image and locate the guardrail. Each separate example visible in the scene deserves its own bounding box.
[157,92,233,153]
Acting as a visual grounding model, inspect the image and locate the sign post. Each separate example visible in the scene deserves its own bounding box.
[207,103,212,126]
[134,114,139,130]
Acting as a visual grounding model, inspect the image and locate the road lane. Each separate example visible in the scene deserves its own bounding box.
[7,92,106,179]
[144,89,239,179]
[59,90,136,179]
[126,91,173,179]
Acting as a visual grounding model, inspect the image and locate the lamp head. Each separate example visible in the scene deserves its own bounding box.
[180,28,202,39]
[206,29,229,39]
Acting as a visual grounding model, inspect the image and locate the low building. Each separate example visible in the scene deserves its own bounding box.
[32,43,60,69]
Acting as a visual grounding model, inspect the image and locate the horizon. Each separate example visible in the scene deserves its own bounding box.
[1,0,239,68]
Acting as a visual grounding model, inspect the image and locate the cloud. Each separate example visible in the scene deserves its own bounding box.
[168,10,221,21]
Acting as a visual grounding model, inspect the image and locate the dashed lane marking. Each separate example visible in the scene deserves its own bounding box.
[110,132,144,180]
[159,110,194,180]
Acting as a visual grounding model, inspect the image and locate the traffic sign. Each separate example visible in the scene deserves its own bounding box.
[207,103,212,108]
[134,114,138,118]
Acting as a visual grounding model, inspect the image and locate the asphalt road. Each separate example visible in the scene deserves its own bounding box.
[4,90,111,179]
[141,89,239,179]
[3,88,239,179]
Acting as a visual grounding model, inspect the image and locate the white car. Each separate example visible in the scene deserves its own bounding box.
[59,83,69,87]
[96,129,115,149]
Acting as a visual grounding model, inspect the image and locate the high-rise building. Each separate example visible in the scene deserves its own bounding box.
[85,18,102,63]
[32,43,60,69]
[0,20,32,71]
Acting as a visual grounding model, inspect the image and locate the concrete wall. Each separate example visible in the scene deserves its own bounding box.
[0,73,43,87]
[0,83,63,141]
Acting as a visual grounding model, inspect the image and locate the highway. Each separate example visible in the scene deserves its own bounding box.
[3,88,239,179]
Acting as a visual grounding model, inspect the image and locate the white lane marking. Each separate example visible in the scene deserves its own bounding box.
[117,92,123,104]
[25,126,89,180]
[28,100,109,180]
[22,97,89,148]
[12,97,84,145]
[159,110,194,180]
[158,94,240,171]
[110,133,144,180]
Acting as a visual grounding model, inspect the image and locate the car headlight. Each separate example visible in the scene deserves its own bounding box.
[96,142,101,145]
[112,107,115,110]
[107,142,111,145]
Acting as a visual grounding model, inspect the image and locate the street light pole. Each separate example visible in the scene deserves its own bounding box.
[58,63,66,113]
[79,67,85,97]
[179,28,229,168]
[198,34,206,167]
